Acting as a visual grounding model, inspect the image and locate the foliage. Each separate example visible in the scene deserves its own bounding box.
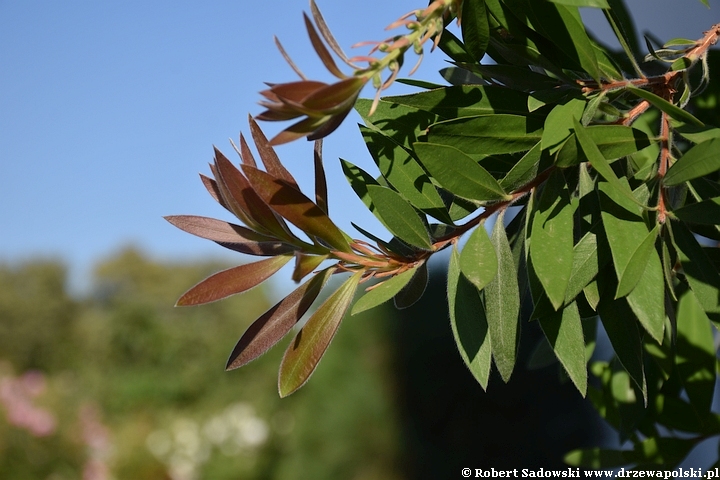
[169,0,720,469]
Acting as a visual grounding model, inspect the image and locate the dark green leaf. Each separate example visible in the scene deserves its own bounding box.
[341,159,379,210]
[539,302,587,395]
[448,246,492,389]
[278,271,361,397]
[394,262,429,309]
[226,267,334,369]
[460,224,498,292]
[615,225,659,298]
[461,0,489,61]
[428,114,544,156]
[664,138,720,186]
[355,99,437,149]
[676,287,716,413]
[367,185,432,250]
[627,86,704,127]
[413,142,510,202]
[361,127,451,222]
[485,211,520,382]
[500,142,551,192]
[672,197,720,225]
[555,125,653,168]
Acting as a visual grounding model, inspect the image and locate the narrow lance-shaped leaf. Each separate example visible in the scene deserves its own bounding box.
[448,245,493,390]
[484,211,520,382]
[626,86,704,127]
[177,254,293,306]
[460,223,498,292]
[615,225,659,298]
[248,115,299,188]
[242,165,351,253]
[394,262,429,309]
[413,142,510,202]
[664,138,720,186]
[164,215,294,256]
[366,185,433,250]
[461,0,489,61]
[530,170,576,310]
[428,114,544,156]
[538,301,587,396]
[313,139,328,214]
[226,267,335,370]
[351,265,420,315]
[278,271,362,397]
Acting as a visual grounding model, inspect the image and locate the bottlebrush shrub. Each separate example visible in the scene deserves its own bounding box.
[168,0,720,469]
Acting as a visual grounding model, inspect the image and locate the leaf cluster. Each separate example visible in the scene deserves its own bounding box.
[170,0,720,468]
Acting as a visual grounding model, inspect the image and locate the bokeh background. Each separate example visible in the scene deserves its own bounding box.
[0,1,717,478]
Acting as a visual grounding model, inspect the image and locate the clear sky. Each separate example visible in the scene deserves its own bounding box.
[0,0,717,294]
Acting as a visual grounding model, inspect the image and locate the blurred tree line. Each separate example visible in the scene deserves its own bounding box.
[0,248,401,479]
[0,248,600,479]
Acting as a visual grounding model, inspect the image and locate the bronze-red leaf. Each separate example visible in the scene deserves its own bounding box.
[176,254,292,306]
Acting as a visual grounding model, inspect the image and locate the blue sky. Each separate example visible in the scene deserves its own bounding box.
[0,0,717,293]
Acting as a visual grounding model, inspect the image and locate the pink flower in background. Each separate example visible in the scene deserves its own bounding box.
[0,370,56,437]
[80,403,113,480]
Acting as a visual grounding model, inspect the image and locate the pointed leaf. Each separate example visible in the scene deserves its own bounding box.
[351,266,419,315]
[530,170,576,310]
[313,140,328,214]
[428,114,544,155]
[242,165,351,253]
[413,142,510,202]
[539,302,587,396]
[366,185,432,250]
[484,211,520,382]
[394,262,429,309]
[164,215,294,256]
[226,267,334,370]
[278,271,361,397]
[664,138,720,186]
[555,124,653,168]
[460,224,498,292]
[672,197,720,225]
[292,253,328,282]
[302,12,345,79]
[248,116,299,188]
[627,85,704,127]
[615,225,659,298]
[177,254,292,306]
[461,0,489,61]
[448,246,492,389]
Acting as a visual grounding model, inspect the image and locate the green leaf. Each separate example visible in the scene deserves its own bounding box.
[460,224,498,292]
[574,119,645,209]
[500,142,551,192]
[676,287,716,413]
[672,197,720,225]
[428,114,544,156]
[547,0,609,8]
[671,220,720,322]
[541,97,586,153]
[626,85,704,127]
[555,125,653,168]
[461,0,489,61]
[674,124,720,144]
[351,266,419,315]
[448,246,492,389]
[355,98,437,149]
[394,262,429,309]
[340,159,378,210]
[664,138,720,186]
[243,165,352,253]
[484,211,520,382]
[598,181,664,342]
[564,228,608,304]
[530,171,576,310]
[597,297,647,404]
[361,127,451,222]
[226,267,334,369]
[278,271,361,397]
[413,142,510,202]
[177,254,293,306]
[539,302,587,395]
[615,225,659,298]
[382,85,533,120]
[366,185,432,250]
